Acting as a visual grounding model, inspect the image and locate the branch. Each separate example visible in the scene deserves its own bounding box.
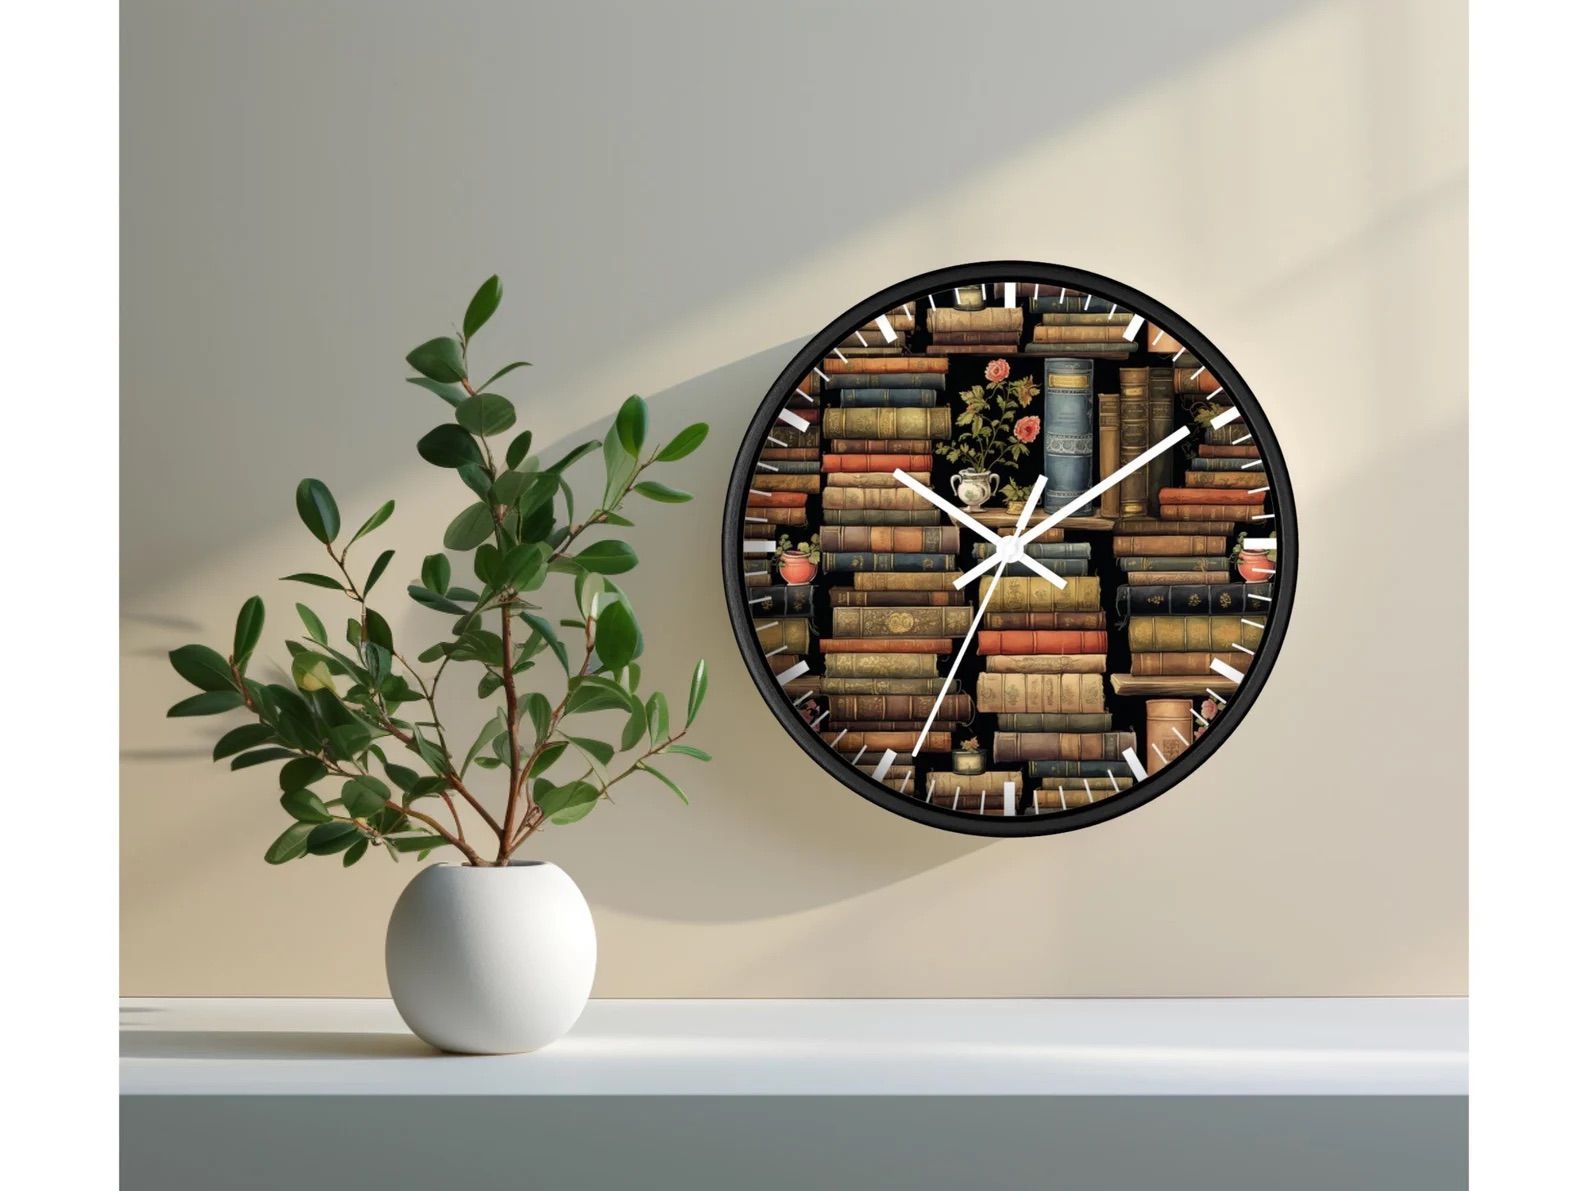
[495,605,524,863]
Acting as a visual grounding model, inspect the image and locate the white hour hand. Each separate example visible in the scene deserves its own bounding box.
[890,470,1004,547]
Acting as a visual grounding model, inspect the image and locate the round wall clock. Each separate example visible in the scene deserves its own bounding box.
[721,262,1295,835]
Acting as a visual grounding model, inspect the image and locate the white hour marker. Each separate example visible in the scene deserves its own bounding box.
[1253,513,1274,521]
[1124,314,1145,339]
[793,388,816,404]
[1056,786,1068,811]
[1232,433,1252,444]
[777,409,811,433]
[1209,659,1246,683]
[745,516,768,523]
[927,293,937,308]
[1248,594,1272,602]
[756,462,779,472]
[1003,779,1016,816]
[852,745,867,765]
[1210,406,1243,429]
[1188,366,1205,381]
[1107,770,1120,792]
[1243,538,1277,551]
[1240,459,1264,470]
[1150,327,1165,346]
[1190,707,1209,727]
[1003,282,1017,308]
[766,435,787,446]
[1239,617,1266,628]
[1232,644,1256,656]
[1108,303,1117,316]
[1205,688,1228,705]
[855,330,869,347]
[832,348,848,363]
[743,540,777,553]
[763,645,787,658]
[1152,743,1168,766]
[870,749,898,779]
[1171,727,1191,748]
[810,708,829,727]
[1247,486,1270,495]
[830,728,848,747]
[1122,748,1148,781]
[813,366,829,383]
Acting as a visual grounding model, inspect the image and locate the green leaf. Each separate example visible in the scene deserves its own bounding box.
[666,744,712,762]
[417,424,484,469]
[365,549,395,594]
[633,480,692,503]
[281,571,345,591]
[639,762,689,804]
[686,658,708,727]
[408,585,468,615]
[280,789,332,823]
[291,653,336,692]
[462,274,502,341]
[456,393,516,436]
[620,706,647,752]
[462,716,506,776]
[594,600,638,671]
[294,479,340,543]
[564,676,634,716]
[574,540,637,575]
[504,430,533,469]
[306,821,361,855]
[295,602,328,645]
[364,608,393,651]
[566,736,614,766]
[350,500,395,545]
[549,796,599,825]
[457,463,493,500]
[615,394,648,455]
[520,614,569,674]
[212,722,277,761]
[645,692,670,746]
[168,690,244,717]
[406,336,466,384]
[342,838,370,867]
[601,421,637,508]
[656,422,709,462]
[481,360,532,389]
[233,597,265,666]
[279,756,327,791]
[230,747,296,769]
[421,553,451,595]
[341,776,390,819]
[443,503,497,551]
[407,376,466,407]
[536,779,599,820]
[265,822,315,864]
[169,644,234,692]
[490,469,535,505]
[546,440,601,480]
[526,739,569,777]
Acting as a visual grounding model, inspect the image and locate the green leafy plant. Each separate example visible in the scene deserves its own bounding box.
[774,534,820,565]
[167,276,712,868]
[935,358,1042,475]
[998,479,1035,507]
[956,735,982,753]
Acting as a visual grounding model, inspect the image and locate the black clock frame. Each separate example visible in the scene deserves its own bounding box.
[721,261,1297,836]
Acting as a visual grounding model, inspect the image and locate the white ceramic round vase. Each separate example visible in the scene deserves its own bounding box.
[385,861,596,1055]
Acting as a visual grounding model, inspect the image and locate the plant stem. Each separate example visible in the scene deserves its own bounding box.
[495,605,523,863]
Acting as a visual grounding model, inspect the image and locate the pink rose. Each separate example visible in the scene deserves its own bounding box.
[984,358,1011,383]
[1014,415,1040,444]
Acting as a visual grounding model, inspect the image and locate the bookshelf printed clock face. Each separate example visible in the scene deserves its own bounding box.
[721,263,1295,835]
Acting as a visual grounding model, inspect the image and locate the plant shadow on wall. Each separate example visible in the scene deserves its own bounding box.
[167,277,714,870]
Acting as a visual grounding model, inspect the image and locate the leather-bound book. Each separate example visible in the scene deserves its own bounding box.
[819,637,953,654]
[1113,535,1228,556]
[1127,616,1266,652]
[1096,391,1121,518]
[821,730,950,753]
[821,408,952,440]
[974,672,1106,714]
[1041,358,1095,514]
[1118,367,1150,516]
[824,653,939,678]
[977,630,1109,656]
[992,731,1136,763]
[1130,652,1253,676]
[984,655,1107,674]
[818,526,962,554]
[1145,699,1195,774]
[825,694,974,723]
[1147,368,1175,515]
[831,606,975,637]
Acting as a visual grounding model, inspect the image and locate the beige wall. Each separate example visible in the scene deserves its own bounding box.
[122,0,1466,996]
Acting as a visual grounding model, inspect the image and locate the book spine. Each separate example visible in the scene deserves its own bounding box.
[1113,535,1228,556]
[1130,651,1253,675]
[828,590,967,606]
[977,630,1108,655]
[1120,582,1272,615]
[820,488,932,512]
[1025,759,1127,778]
[819,637,952,654]
[1183,472,1267,489]
[810,677,960,695]
[970,541,1092,559]
[818,373,946,390]
[1034,324,1136,343]
[746,491,809,507]
[823,471,930,489]
[817,526,961,553]
[831,606,975,637]
[929,331,1024,344]
[1096,391,1121,518]
[1199,444,1260,459]
[1126,570,1232,585]
[759,448,820,461]
[1039,311,1134,325]
[825,553,957,575]
[837,389,939,407]
[823,653,940,677]
[821,731,951,753]
[822,407,951,440]
[826,695,973,722]
[743,508,807,526]
[1041,359,1094,513]
[754,619,810,653]
[1159,504,1267,522]
[745,584,813,615]
[827,438,934,453]
[925,307,1023,332]
[821,357,949,375]
[992,731,1137,763]
[983,655,1108,674]
[749,473,821,492]
[974,672,1107,713]
[997,713,1114,731]
[1147,367,1175,516]
[1127,616,1266,652]
[1190,457,1263,470]
[853,571,965,591]
[1116,556,1230,572]
[821,454,935,473]
[821,509,942,526]
[1175,367,1222,394]
[1145,699,1194,774]
[1118,367,1150,517]
[1029,295,1113,314]
[984,611,1107,630]
[977,575,1103,612]
[968,555,1089,577]
[1202,417,1248,446]
[923,771,1023,799]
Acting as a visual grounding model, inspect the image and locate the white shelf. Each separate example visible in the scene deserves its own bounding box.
[121,996,1466,1097]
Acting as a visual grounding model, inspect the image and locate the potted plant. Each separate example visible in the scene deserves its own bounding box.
[999,479,1035,509]
[775,535,820,584]
[937,359,1042,512]
[1231,531,1276,583]
[165,276,712,1055]
[951,735,987,775]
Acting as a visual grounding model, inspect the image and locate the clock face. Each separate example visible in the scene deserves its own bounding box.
[721,262,1295,835]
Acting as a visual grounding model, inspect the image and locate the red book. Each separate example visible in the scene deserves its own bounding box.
[819,638,953,654]
[746,491,808,507]
[823,454,934,472]
[822,357,949,374]
[1155,487,1267,505]
[977,630,1109,655]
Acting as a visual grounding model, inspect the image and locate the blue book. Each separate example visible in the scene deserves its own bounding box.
[837,388,939,407]
[1041,358,1094,514]
[826,372,946,390]
[824,552,956,573]
[970,541,1092,560]
[1025,760,1124,778]
[973,557,1088,578]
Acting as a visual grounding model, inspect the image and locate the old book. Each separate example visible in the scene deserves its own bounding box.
[825,694,974,723]
[1113,535,1228,556]
[984,655,1107,674]
[806,676,961,695]
[1033,323,1135,344]
[1042,358,1094,513]
[746,585,813,615]
[971,541,1091,560]
[1025,759,1127,778]
[974,672,1107,714]
[1184,472,1268,489]
[1039,776,1134,791]
[1147,368,1175,516]
[744,571,771,588]
[878,773,917,796]
[1199,444,1260,458]
[770,425,822,449]
[1030,293,1114,314]
[746,490,808,507]
[994,525,1069,545]
[821,730,950,753]
[1023,343,1135,358]
[818,373,946,391]
[742,525,780,540]
[822,454,934,473]
[828,437,934,453]
[1143,321,1184,353]
[928,344,1033,355]
[1202,416,1248,446]
[827,721,938,733]
[1145,699,1194,774]
[977,575,1102,612]
[923,771,1022,800]
[1117,555,1230,572]
[1096,391,1121,518]
[831,606,975,637]
[1031,783,1128,811]
[997,713,1114,731]
[1130,651,1252,675]
[973,557,1089,579]
[1158,504,1267,522]
[765,654,804,674]
[819,637,952,654]
[755,619,810,653]
[984,611,1107,630]
[854,572,965,591]
[925,306,1023,332]
[823,471,931,489]
[1175,367,1222,394]
[759,447,820,461]
[818,526,962,554]
[1116,518,1237,536]
[928,331,1023,345]
[1119,582,1271,615]
[822,510,942,525]
[1127,570,1231,585]
[1110,674,1239,698]
[837,388,941,407]
[821,487,933,512]
[823,653,939,678]
[1118,367,1150,517]
[1040,311,1134,325]
[993,731,1136,763]
[977,630,1109,655]
[1128,616,1265,652]
[1190,457,1264,470]
[750,473,820,493]
[821,407,952,440]
[829,590,968,607]
[822,356,949,375]
[744,508,806,525]
[756,460,820,474]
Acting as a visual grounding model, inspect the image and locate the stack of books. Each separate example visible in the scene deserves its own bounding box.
[1025,292,1139,361]
[745,372,823,541]
[815,356,965,779]
[924,306,1023,355]
[835,302,916,355]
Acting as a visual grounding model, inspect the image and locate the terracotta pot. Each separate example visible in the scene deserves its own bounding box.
[1236,549,1274,583]
[951,749,987,776]
[778,553,818,584]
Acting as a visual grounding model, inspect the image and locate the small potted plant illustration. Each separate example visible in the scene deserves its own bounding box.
[1231,532,1275,583]
[936,359,1042,512]
[775,535,820,584]
[999,479,1035,509]
[951,735,987,775]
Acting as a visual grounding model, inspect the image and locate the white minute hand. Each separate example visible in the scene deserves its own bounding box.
[891,469,1070,590]
[953,426,1191,590]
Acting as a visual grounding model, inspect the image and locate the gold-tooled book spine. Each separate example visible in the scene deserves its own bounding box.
[1147,368,1175,516]
[754,619,810,653]
[822,653,940,678]
[831,607,975,637]
[820,487,933,511]
[821,407,952,440]
[983,655,1108,674]
[1145,698,1194,774]
[924,771,1022,798]
[1118,367,1150,517]
[1096,391,1121,519]
[825,694,974,722]
[854,572,966,591]
[1127,616,1266,652]
[977,575,1102,612]
[974,672,1106,714]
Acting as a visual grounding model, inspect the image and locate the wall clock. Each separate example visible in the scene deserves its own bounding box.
[721,262,1295,835]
